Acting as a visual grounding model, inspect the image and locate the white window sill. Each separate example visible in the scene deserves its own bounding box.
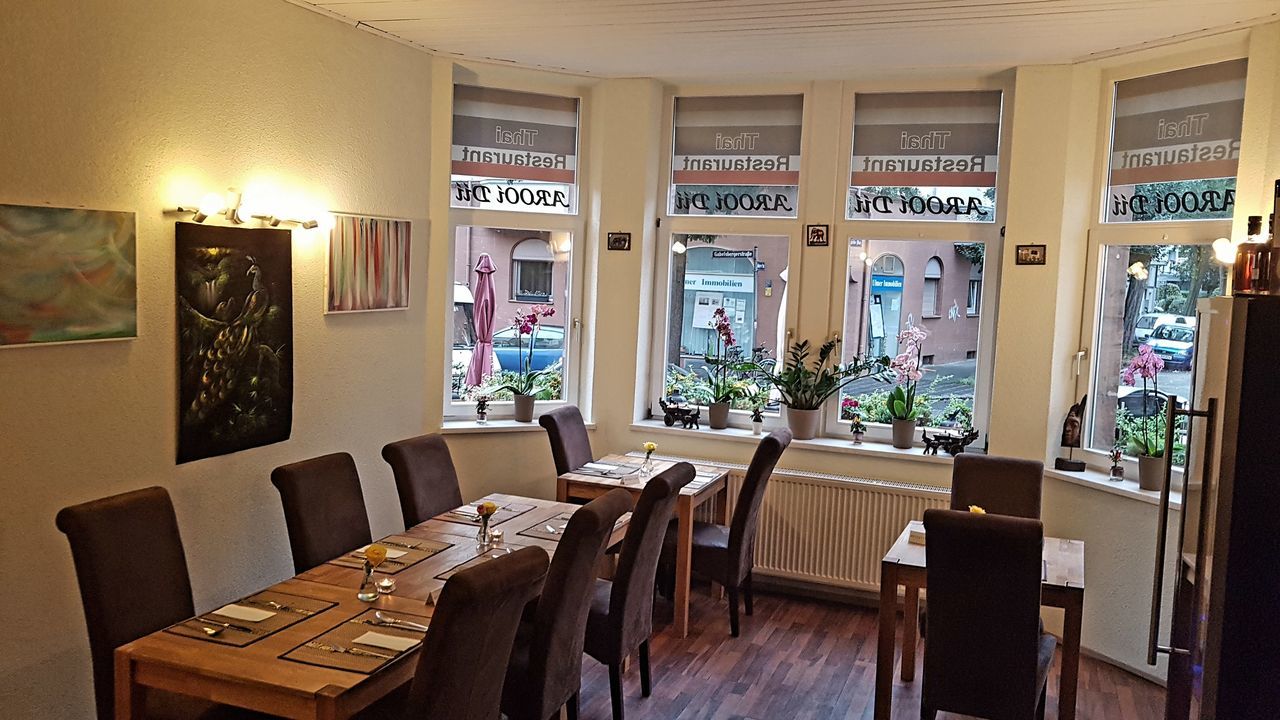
[440,419,597,435]
[630,419,956,465]
[1043,466,1182,509]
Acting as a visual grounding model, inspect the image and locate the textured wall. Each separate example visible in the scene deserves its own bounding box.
[0,1,432,717]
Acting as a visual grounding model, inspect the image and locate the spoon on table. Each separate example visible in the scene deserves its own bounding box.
[373,611,429,632]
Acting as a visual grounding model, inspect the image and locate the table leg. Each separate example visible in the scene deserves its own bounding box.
[1059,595,1083,720]
[710,488,728,600]
[674,497,694,638]
[901,582,920,682]
[556,475,569,503]
[114,652,142,720]
[875,561,898,720]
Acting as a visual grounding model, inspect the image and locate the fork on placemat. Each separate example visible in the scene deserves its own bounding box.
[305,640,395,659]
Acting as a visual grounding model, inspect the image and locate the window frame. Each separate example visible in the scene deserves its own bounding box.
[443,71,590,422]
[510,237,555,303]
[822,79,1012,443]
[1072,47,1245,474]
[647,82,810,432]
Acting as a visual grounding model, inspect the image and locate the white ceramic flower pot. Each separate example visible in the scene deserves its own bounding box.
[785,407,820,440]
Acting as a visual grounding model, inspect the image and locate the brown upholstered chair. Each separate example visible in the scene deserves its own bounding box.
[585,463,696,720]
[921,509,1057,720]
[502,489,634,720]
[661,429,792,637]
[270,452,372,574]
[950,453,1044,519]
[55,487,239,720]
[538,405,594,475]
[401,545,550,720]
[381,434,464,528]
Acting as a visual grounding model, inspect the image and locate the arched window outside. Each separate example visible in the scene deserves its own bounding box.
[922,256,943,317]
[512,237,554,302]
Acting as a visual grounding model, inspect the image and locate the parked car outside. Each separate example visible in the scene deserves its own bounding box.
[1133,313,1194,344]
[494,324,565,372]
[1145,323,1195,370]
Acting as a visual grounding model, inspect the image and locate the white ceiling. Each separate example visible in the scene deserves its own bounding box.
[290,0,1280,80]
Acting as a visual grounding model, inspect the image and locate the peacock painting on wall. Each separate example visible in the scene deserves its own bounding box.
[176,223,293,464]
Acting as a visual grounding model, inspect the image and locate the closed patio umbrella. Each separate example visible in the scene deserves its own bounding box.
[464,253,496,388]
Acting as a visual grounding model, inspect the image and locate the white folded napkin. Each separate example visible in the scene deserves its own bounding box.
[354,631,421,652]
[450,505,480,516]
[213,604,275,622]
[356,545,407,559]
[582,462,618,472]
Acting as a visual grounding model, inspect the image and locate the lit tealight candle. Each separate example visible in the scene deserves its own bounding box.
[376,577,396,594]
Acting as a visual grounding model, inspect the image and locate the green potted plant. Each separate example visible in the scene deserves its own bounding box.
[1123,344,1167,490]
[887,326,928,448]
[747,339,887,440]
[494,304,557,422]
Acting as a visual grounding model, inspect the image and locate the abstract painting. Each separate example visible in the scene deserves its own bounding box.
[176,223,293,464]
[326,214,411,313]
[0,203,137,347]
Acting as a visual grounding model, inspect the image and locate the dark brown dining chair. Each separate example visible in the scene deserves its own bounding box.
[381,434,464,528]
[55,487,235,720]
[661,429,792,637]
[502,489,634,720]
[950,453,1044,519]
[538,405,594,474]
[270,452,372,574]
[401,545,550,720]
[921,508,1057,720]
[585,463,696,720]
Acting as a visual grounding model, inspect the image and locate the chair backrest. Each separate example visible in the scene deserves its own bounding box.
[270,452,373,574]
[405,545,549,720]
[526,488,633,717]
[607,463,696,658]
[381,434,465,528]
[950,453,1044,519]
[538,405,594,475]
[727,430,792,581]
[56,487,196,720]
[923,508,1045,718]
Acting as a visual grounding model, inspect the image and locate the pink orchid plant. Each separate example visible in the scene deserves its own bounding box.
[495,304,557,397]
[1124,344,1167,458]
[702,307,750,404]
[887,326,928,422]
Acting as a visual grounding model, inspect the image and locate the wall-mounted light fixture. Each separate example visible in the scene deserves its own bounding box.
[170,185,324,228]
[671,241,687,254]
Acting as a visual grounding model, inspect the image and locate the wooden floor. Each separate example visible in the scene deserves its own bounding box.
[578,588,1164,720]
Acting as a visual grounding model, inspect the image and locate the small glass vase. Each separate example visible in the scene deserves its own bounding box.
[476,516,492,548]
[357,562,378,602]
[640,456,655,481]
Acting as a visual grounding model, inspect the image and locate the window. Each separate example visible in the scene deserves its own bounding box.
[841,239,986,431]
[450,85,580,215]
[449,225,573,409]
[848,91,1003,222]
[922,257,943,316]
[1086,243,1224,461]
[1103,59,1247,223]
[966,261,982,315]
[660,233,787,418]
[511,238,554,301]
[669,95,803,218]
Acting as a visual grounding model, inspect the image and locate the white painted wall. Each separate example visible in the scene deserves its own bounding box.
[3,0,1279,716]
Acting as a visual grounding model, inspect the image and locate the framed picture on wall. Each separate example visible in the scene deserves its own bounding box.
[805,224,829,247]
[326,214,412,313]
[606,232,631,251]
[1016,244,1047,265]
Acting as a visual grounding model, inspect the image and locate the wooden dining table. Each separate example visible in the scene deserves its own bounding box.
[114,493,627,720]
[557,453,729,638]
[874,520,1086,720]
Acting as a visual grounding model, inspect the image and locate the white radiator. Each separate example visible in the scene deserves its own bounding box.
[648,453,950,591]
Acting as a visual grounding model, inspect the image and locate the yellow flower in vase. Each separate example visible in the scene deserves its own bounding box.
[475,501,498,520]
[968,505,987,514]
[642,441,657,461]
[364,543,388,568]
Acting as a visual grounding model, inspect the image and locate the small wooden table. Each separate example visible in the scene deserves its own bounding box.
[115,494,625,720]
[557,453,729,638]
[874,520,1085,720]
